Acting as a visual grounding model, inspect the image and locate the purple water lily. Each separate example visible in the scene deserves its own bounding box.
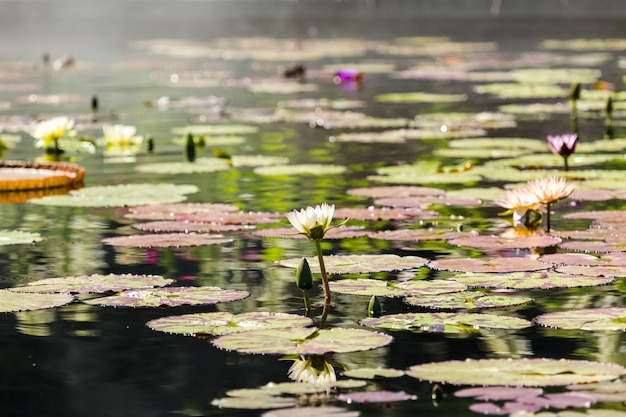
[546,133,578,171]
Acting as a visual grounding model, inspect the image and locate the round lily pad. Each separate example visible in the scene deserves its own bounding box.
[133,220,252,233]
[428,257,552,273]
[0,289,73,312]
[404,291,533,309]
[84,286,249,308]
[447,235,562,250]
[0,230,43,245]
[253,164,347,176]
[337,390,415,403]
[342,367,404,379]
[374,195,482,208]
[376,92,467,103]
[171,124,259,136]
[212,327,393,355]
[261,406,360,417]
[28,183,199,207]
[146,311,313,336]
[329,279,466,297]
[406,358,626,387]
[253,226,368,240]
[10,273,173,294]
[448,271,614,289]
[125,202,240,220]
[368,229,471,241]
[559,240,626,254]
[135,158,231,174]
[360,312,531,333]
[535,307,626,331]
[333,207,438,221]
[277,254,428,275]
[346,185,445,198]
[556,265,626,278]
[102,233,232,248]
[211,395,295,410]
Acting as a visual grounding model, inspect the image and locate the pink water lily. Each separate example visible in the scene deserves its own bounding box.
[546,133,578,170]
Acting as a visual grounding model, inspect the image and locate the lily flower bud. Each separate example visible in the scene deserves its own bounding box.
[296,258,313,291]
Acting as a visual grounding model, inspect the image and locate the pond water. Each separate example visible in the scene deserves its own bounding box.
[2,1,626,416]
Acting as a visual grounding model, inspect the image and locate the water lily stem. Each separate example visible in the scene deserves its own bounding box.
[302,289,311,314]
[546,202,552,233]
[314,240,331,303]
[563,156,569,171]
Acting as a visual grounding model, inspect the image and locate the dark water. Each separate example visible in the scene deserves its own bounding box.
[1,1,626,416]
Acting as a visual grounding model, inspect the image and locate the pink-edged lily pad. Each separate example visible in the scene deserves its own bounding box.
[447,234,562,250]
[360,312,531,333]
[261,406,359,417]
[559,240,626,253]
[538,252,607,266]
[253,226,368,239]
[562,210,626,221]
[212,327,393,355]
[368,229,473,241]
[428,257,552,273]
[404,291,533,309]
[556,265,626,277]
[347,185,445,198]
[337,390,416,404]
[406,358,626,387]
[342,367,404,379]
[0,290,73,312]
[10,273,173,294]
[448,271,614,289]
[125,202,239,221]
[84,286,249,308]
[329,279,466,297]
[133,220,252,233]
[454,386,544,400]
[146,311,313,336]
[102,233,232,248]
[333,207,438,221]
[278,254,428,275]
[535,307,626,331]
[374,195,482,208]
[551,228,621,240]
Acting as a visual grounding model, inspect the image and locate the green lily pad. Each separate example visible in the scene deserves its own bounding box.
[0,230,43,245]
[212,327,393,355]
[28,183,199,207]
[125,202,240,220]
[445,187,505,201]
[406,358,626,387]
[368,229,471,241]
[556,265,626,278]
[473,83,569,99]
[404,291,533,309]
[433,147,530,159]
[133,220,252,233]
[136,158,231,174]
[247,81,319,94]
[253,226,368,239]
[535,307,626,331]
[509,68,600,84]
[447,138,548,151]
[411,112,516,130]
[346,185,445,198]
[484,153,620,169]
[253,164,347,176]
[0,290,73,313]
[329,131,406,143]
[171,124,259,136]
[84,286,249,308]
[261,406,360,417]
[373,195,481,208]
[102,233,232,248]
[428,257,552,273]
[230,155,290,167]
[329,279,466,297]
[211,395,296,410]
[333,207,438,221]
[448,271,614,289]
[277,254,428,275]
[368,171,482,185]
[376,92,467,103]
[360,312,531,333]
[447,235,562,250]
[146,311,313,336]
[337,390,415,404]
[342,367,404,379]
[10,274,173,294]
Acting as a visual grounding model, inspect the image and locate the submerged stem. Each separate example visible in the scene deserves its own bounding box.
[314,240,331,303]
[302,289,311,314]
[546,202,552,233]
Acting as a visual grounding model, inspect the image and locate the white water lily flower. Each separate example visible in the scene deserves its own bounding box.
[287,355,336,385]
[526,176,575,205]
[286,203,335,240]
[30,116,76,150]
[102,124,144,155]
[494,186,542,223]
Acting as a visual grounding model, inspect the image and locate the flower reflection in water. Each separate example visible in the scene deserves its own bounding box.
[286,355,337,385]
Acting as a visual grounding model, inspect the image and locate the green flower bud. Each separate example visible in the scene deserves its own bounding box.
[570,82,581,101]
[368,295,382,317]
[185,132,196,162]
[606,95,614,116]
[296,258,313,291]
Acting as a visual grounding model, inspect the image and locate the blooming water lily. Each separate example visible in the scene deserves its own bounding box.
[30,116,76,154]
[287,355,337,385]
[546,133,578,171]
[102,124,145,156]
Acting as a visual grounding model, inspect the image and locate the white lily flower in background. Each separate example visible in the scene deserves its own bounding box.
[102,124,145,155]
[30,116,76,151]
[286,203,335,241]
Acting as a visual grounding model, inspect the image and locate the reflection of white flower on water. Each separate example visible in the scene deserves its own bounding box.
[102,124,145,156]
[287,355,336,385]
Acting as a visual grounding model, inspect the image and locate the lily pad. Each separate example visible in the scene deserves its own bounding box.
[329,279,466,297]
[374,195,482,208]
[0,290,73,313]
[559,240,626,254]
[277,254,428,275]
[0,230,43,245]
[368,229,471,242]
[447,235,562,250]
[447,137,548,151]
[84,286,249,308]
[473,83,569,99]
[556,265,626,278]
[133,220,252,233]
[102,233,232,248]
[10,273,174,294]
[342,367,404,379]
[146,311,313,336]
[253,226,368,239]
[333,207,438,221]
[337,390,415,403]
[261,406,360,417]
[448,271,614,289]
[135,158,231,174]
[360,312,531,333]
[406,358,626,387]
[170,124,259,136]
[212,327,393,355]
[376,92,467,103]
[125,202,240,220]
[211,395,296,410]
[253,164,347,176]
[535,307,626,331]
[28,183,199,207]
[404,291,533,309]
[428,257,552,273]
[346,185,445,198]
[329,131,406,143]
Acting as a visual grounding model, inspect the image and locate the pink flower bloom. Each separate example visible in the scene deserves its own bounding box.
[547,133,578,158]
[526,176,575,205]
[494,187,542,222]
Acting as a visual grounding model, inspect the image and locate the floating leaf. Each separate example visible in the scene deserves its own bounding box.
[10,274,173,294]
[374,195,482,208]
[102,233,232,248]
[0,230,43,245]
[211,395,295,410]
[368,171,482,185]
[342,367,404,379]
[84,286,249,308]
[369,229,471,242]
[447,137,548,151]
[133,220,252,233]
[454,386,544,400]
[171,124,259,136]
[447,235,562,250]
[253,164,347,176]
[448,271,614,289]
[360,312,531,333]
[559,240,626,254]
[337,390,415,403]
[346,185,445,198]
[0,290,73,313]
[405,291,533,309]
[329,131,406,143]
[261,406,360,417]
[329,279,466,297]
[376,92,467,103]
[406,358,626,387]
[212,327,393,355]
[278,254,428,275]
[556,265,626,278]
[135,158,231,174]
[125,202,239,220]
[428,257,552,273]
[171,135,246,147]
[231,155,290,167]
[535,307,626,331]
[253,226,368,239]
[473,83,569,99]
[334,207,437,221]
[147,311,313,336]
[28,183,198,207]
